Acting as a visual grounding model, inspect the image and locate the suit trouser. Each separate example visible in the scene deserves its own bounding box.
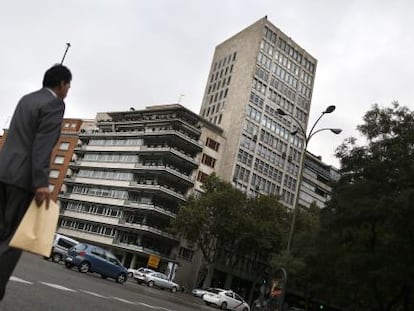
[0,182,33,301]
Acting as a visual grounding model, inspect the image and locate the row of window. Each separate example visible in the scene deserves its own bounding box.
[77,170,133,181]
[283,175,297,191]
[61,219,116,237]
[65,202,121,217]
[278,38,303,66]
[237,149,254,167]
[251,173,280,196]
[208,88,228,105]
[269,76,297,102]
[256,144,286,168]
[72,186,128,199]
[83,153,138,163]
[260,129,288,153]
[212,51,237,72]
[267,89,294,114]
[233,164,250,183]
[246,105,262,123]
[254,158,283,183]
[89,139,143,146]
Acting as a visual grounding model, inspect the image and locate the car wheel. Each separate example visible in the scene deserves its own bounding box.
[220,301,228,310]
[136,279,142,284]
[127,272,133,278]
[65,262,73,269]
[171,286,177,293]
[148,280,154,287]
[101,274,107,279]
[242,308,248,311]
[78,261,90,273]
[52,253,62,263]
[205,301,211,306]
[116,273,126,284]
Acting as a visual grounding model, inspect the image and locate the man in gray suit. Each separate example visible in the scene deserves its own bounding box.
[0,64,72,301]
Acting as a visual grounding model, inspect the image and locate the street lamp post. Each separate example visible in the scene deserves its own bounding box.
[276,105,341,254]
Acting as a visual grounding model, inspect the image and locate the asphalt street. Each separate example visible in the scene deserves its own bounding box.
[1,252,208,311]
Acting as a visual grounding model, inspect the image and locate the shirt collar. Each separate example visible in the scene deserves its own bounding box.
[46,88,58,98]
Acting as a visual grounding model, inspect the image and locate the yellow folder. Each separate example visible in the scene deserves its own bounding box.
[9,199,60,257]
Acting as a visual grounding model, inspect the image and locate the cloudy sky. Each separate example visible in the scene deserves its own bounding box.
[1,0,413,167]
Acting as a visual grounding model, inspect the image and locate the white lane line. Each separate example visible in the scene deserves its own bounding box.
[158,307,175,311]
[79,289,108,298]
[39,282,77,292]
[9,276,33,285]
[136,302,159,309]
[111,296,136,305]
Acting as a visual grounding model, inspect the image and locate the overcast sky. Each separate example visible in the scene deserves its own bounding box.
[1,0,413,167]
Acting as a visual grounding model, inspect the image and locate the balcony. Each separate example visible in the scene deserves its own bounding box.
[59,192,125,207]
[129,181,185,201]
[124,201,176,218]
[57,227,114,245]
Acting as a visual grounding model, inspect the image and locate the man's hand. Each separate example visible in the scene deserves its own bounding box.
[35,187,51,209]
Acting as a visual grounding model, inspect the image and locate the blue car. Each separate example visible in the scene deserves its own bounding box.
[65,243,127,284]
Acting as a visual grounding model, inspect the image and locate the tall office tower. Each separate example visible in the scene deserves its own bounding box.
[199,17,317,208]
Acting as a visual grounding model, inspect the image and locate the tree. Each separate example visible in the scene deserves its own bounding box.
[171,174,289,288]
[313,102,414,310]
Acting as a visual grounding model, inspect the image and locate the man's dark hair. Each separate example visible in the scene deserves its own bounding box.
[42,64,72,88]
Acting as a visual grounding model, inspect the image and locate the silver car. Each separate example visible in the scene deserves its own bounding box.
[132,267,155,284]
[144,272,179,292]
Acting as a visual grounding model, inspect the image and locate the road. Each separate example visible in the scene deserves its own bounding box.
[1,252,208,311]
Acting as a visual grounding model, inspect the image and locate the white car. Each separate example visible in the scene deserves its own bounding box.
[203,288,250,311]
[129,267,155,283]
[192,287,215,298]
[144,272,180,292]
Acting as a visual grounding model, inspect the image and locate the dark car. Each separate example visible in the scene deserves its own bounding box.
[65,243,127,284]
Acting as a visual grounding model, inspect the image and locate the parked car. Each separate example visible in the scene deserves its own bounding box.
[203,288,250,311]
[144,271,179,292]
[192,287,215,298]
[130,267,155,284]
[44,234,79,263]
[64,243,127,284]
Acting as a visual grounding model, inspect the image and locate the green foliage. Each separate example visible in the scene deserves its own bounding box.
[171,174,289,267]
[313,102,414,310]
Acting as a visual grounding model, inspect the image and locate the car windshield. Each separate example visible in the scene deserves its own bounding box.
[210,289,223,294]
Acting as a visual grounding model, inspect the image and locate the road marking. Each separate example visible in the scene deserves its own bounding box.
[111,296,136,305]
[136,302,159,309]
[39,282,77,292]
[158,307,175,311]
[10,276,33,285]
[79,289,108,298]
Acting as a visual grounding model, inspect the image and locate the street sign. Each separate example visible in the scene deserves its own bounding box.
[147,254,160,268]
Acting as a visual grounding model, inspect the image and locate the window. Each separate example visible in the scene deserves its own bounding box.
[49,184,55,192]
[49,170,60,178]
[54,156,65,164]
[178,247,194,261]
[59,142,70,150]
[201,154,216,168]
[206,137,220,152]
[197,171,209,183]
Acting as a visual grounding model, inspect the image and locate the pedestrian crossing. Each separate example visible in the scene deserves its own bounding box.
[9,276,177,311]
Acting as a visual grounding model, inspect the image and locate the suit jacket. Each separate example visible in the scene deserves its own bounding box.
[0,88,65,192]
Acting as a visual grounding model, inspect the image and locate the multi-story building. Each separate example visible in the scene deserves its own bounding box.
[199,16,317,209]
[49,119,96,200]
[57,104,225,288]
[299,151,340,209]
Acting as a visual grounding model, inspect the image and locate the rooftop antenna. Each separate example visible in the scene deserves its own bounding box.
[60,43,71,64]
[178,94,184,104]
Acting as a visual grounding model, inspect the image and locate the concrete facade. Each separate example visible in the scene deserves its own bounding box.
[199,17,317,209]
